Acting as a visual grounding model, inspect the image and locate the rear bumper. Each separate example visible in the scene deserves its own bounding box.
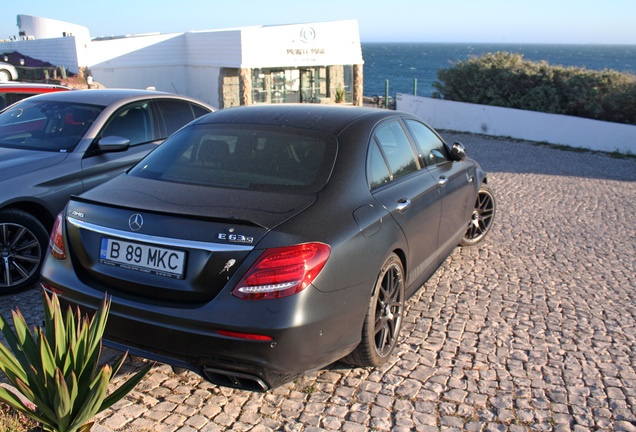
[102,339,274,391]
[43,258,369,390]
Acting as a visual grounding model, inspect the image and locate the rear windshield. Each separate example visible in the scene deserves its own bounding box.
[130,123,337,193]
[0,99,103,152]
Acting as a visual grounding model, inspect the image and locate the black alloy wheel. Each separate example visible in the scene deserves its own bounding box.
[461,184,496,246]
[345,254,405,367]
[0,209,49,294]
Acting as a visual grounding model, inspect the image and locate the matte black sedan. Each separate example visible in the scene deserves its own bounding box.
[0,89,214,292]
[41,105,495,391]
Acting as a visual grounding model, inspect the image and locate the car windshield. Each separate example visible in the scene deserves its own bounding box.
[130,123,337,194]
[0,99,103,152]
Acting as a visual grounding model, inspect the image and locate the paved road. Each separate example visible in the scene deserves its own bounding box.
[1,133,635,431]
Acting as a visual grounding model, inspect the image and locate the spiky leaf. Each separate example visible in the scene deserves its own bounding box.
[53,368,72,431]
[0,313,30,369]
[0,342,28,384]
[0,291,150,432]
[100,362,152,411]
[67,365,111,431]
[11,309,39,363]
[0,386,50,425]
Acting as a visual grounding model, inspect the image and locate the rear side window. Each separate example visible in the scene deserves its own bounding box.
[191,103,211,119]
[367,141,391,189]
[155,99,212,138]
[101,102,153,146]
[130,123,337,194]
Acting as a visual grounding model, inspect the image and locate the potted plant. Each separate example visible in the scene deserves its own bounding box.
[334,87,346,103]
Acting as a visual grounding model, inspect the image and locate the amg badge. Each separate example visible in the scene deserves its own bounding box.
[218,233,254,243]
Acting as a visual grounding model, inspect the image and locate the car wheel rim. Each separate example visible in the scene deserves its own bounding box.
[465,190,495,242]
[374,262,403,357]
[0,222,42,288]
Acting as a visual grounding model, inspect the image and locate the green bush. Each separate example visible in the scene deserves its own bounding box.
[0,291,151,432]
[432,51,636,125]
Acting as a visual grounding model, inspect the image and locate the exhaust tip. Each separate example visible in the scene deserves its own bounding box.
[203,367,269,392]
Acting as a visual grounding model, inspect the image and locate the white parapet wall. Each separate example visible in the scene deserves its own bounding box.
[396,93,636,155]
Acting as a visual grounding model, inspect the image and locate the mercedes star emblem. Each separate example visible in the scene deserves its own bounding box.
[129,213,144,231]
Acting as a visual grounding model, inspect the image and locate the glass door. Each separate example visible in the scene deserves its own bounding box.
[300,67,327,103]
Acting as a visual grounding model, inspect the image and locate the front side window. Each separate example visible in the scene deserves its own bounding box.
[0,99,103,152]
[130,123,337,194]
[405,119,449,166]
[100,102,152,146]
[373,121,419,181]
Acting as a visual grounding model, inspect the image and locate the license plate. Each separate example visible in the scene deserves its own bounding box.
[100,238,186,279]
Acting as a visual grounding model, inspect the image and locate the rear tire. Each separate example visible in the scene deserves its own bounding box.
[0,209,49,294]
[345,253,405,367]
[0,70,11,82]
[461,184,496,246]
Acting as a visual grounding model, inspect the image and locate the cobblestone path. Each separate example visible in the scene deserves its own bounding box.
[1,132,635,431]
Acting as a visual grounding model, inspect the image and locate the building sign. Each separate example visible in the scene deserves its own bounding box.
[241,20,363,68]
[285,27,326,62]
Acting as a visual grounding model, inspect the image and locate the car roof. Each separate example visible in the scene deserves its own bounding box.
[23,88,208,107]
[196,104,404,135]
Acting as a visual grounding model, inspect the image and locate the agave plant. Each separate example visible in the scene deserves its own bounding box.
[0,290,151,432]
[334,86,346,103]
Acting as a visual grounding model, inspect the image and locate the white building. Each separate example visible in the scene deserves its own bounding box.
[16,14,91,40]
[0,16,365,108]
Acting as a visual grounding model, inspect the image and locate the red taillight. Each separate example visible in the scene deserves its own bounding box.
[216,330,273,341]
[49,212,66,260]
[233,243,330,300]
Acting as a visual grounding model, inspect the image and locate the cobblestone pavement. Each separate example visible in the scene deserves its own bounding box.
[1,133,635,431]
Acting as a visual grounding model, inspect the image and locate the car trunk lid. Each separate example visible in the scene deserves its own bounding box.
[64,180,317,303]
[79,174,316,229]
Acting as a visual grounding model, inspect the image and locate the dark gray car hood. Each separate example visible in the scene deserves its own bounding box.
[78,174,317,230]
[0,148,69,181]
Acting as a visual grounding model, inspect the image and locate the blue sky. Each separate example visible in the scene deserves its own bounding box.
[2,0,635,44]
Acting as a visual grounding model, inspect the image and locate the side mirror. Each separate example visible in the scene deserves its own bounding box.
[450,141,467,161]
[98,136,130,152]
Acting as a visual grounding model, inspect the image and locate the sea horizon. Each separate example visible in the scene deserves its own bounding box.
[361,42,636,98]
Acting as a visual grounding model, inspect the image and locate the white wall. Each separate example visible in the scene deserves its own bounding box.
[0,36,86,73]
[397,94,636,155]
[185,30,243,67]
[185,66,221,107]
[88,33,187,94]
[94,65,187,94]
[88,33,185,67]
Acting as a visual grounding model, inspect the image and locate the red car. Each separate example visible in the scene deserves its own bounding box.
[0,82,71,109]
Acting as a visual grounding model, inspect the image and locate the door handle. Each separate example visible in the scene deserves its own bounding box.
[438,176,448,185]
[396,198,411,212]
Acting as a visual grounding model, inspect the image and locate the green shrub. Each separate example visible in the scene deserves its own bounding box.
[432,51,636,125]
[0,291,152,432]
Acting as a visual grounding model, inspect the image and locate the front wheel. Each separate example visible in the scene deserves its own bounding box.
[0,209,50,294]
[345,253,405,367]
[461,183,496,246]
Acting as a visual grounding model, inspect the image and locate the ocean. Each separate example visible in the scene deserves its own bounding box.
[361,43,636,98]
